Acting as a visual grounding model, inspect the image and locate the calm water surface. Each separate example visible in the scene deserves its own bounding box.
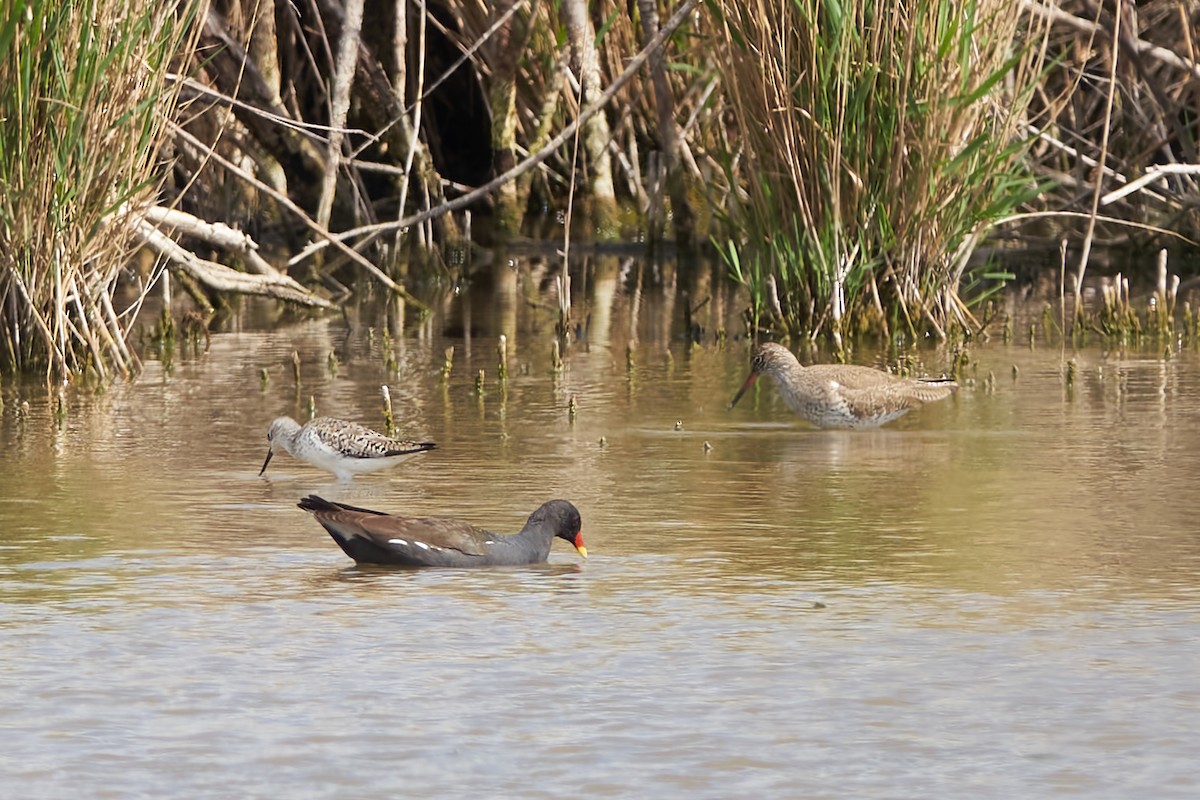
[2,263,1200,798]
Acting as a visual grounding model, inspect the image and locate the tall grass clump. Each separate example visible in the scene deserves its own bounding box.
[0,0,199,379]
[711,0,1047,344]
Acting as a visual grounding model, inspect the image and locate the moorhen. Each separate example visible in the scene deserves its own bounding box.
[298,495,587,567]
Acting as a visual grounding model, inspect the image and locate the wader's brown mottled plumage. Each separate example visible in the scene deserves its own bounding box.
[730,343,957,428]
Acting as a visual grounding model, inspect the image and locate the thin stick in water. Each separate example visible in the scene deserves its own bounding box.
[381,384,395,435]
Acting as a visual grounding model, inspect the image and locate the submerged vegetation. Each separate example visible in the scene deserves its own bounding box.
[1,0,1199,379]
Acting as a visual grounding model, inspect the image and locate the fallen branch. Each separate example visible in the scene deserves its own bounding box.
[1100,163,1200,206]
[140,205,285,278]
[170,121,428,310]
[132,219,334,308]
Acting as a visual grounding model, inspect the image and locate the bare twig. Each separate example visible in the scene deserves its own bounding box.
[132,219,333,308]
[1073,0,1122,324]
[171,122,427,309]
[1100,164,1200,205]
[288,0,700,266]
[1021,0,1200,80]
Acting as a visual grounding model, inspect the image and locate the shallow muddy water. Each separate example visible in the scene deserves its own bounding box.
[2,259,1200,798]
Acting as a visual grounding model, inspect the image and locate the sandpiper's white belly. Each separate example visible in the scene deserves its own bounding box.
[295,430,417,478]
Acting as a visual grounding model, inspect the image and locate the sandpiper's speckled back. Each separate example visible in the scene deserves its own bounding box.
[262,416,435,479]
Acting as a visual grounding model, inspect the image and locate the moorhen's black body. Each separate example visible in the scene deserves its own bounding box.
[298,495,587,567]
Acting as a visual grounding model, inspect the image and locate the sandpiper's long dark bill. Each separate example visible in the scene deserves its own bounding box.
[729,370,761,410]
[260,416,435,480]
[730,342,957,428]
[298,495,587,567]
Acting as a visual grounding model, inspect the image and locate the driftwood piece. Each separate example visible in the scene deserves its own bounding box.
[140,206,284,278]
[133,218,333,309]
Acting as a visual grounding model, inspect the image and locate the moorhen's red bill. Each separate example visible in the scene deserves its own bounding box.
[298,495,587,567]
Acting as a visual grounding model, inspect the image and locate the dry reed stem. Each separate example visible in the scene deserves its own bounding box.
[1073,0,1123,327]
[316,0,365,228]
[1,0,204,378]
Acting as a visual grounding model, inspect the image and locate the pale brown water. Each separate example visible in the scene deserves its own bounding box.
[3,260,1200,798]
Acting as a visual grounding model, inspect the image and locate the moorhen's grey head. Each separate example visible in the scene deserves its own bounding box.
[729,343,795,408]
[527,499,587,558]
